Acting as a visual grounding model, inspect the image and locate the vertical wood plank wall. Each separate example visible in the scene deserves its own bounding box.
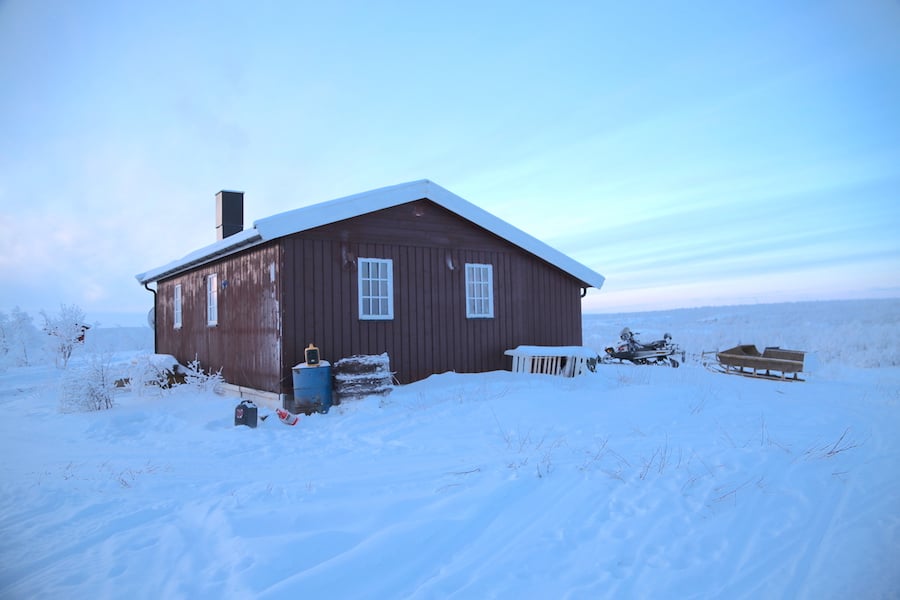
[156,242,283,392]
[155,199,587,396]
[280,200,584,391]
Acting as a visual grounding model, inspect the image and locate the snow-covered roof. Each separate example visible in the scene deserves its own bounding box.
[136,179,605,288]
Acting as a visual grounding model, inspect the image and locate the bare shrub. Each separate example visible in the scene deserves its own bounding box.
[183,358,224,393]
[41,304,89,368]
[121,354,183,395]
[802,427,861,461]
[60,353,117,412]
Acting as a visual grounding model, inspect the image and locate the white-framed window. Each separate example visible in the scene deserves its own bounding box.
[173,284,183,329]
[206,273,218,326]
[358,258,393,320]
[465,263,494,318]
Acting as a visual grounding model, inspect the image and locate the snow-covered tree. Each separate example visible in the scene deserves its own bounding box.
[0,311,8,366]
[41,304,89,368]
[0,307,43,368]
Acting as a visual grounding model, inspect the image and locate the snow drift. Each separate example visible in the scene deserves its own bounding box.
[1,299,898,599]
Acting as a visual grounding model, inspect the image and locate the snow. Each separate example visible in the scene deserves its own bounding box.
[135,180,606,289]
[505,345,601,359]
[134,227,262,285]
[1,299,899,599]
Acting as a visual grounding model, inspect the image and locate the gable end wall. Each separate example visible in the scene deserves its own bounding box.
[279,199,583,390]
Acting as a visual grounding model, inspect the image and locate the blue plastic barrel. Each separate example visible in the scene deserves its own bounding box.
[291,361,333,414]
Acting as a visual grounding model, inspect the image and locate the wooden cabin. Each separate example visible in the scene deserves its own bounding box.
[136,180,605,404]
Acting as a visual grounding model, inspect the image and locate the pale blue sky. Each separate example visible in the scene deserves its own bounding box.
[2,0,899,325]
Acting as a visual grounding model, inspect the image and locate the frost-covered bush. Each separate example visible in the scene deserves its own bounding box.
[0,307,44,369]
[41,304,90,369]
[182,358,224,393]
[59,353,117,412]
[122,354,183,396]
[113,354,222,395]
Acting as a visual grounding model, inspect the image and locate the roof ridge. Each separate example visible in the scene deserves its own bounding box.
[136,181,605,289]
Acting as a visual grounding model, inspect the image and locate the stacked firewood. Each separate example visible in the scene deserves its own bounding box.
[332,353,394,403]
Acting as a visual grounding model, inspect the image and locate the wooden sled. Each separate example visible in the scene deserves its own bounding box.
[708,345,806,381]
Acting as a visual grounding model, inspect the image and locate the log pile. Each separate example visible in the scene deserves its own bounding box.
[332,353,394,403]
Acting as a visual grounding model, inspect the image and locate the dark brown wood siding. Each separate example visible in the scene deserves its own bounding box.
[155,242,283,393]
[278,200,584,391]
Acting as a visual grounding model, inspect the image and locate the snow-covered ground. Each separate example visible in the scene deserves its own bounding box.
[1,299,898,599]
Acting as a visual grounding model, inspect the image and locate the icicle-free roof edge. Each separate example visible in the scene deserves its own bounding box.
[136,179,605,289]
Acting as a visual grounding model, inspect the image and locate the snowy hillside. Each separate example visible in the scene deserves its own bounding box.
[1,299,898,599]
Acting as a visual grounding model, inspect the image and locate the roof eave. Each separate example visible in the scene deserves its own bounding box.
[421,184,606,289]
[135,179,606,290]
[135,229,263,284]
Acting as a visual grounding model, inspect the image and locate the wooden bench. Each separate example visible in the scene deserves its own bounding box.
[504,346,598,377]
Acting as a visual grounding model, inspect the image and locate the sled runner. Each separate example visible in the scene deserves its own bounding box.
[706,345,805,381]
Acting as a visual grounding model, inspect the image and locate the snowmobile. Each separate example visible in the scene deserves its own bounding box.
[602,327,682,368]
